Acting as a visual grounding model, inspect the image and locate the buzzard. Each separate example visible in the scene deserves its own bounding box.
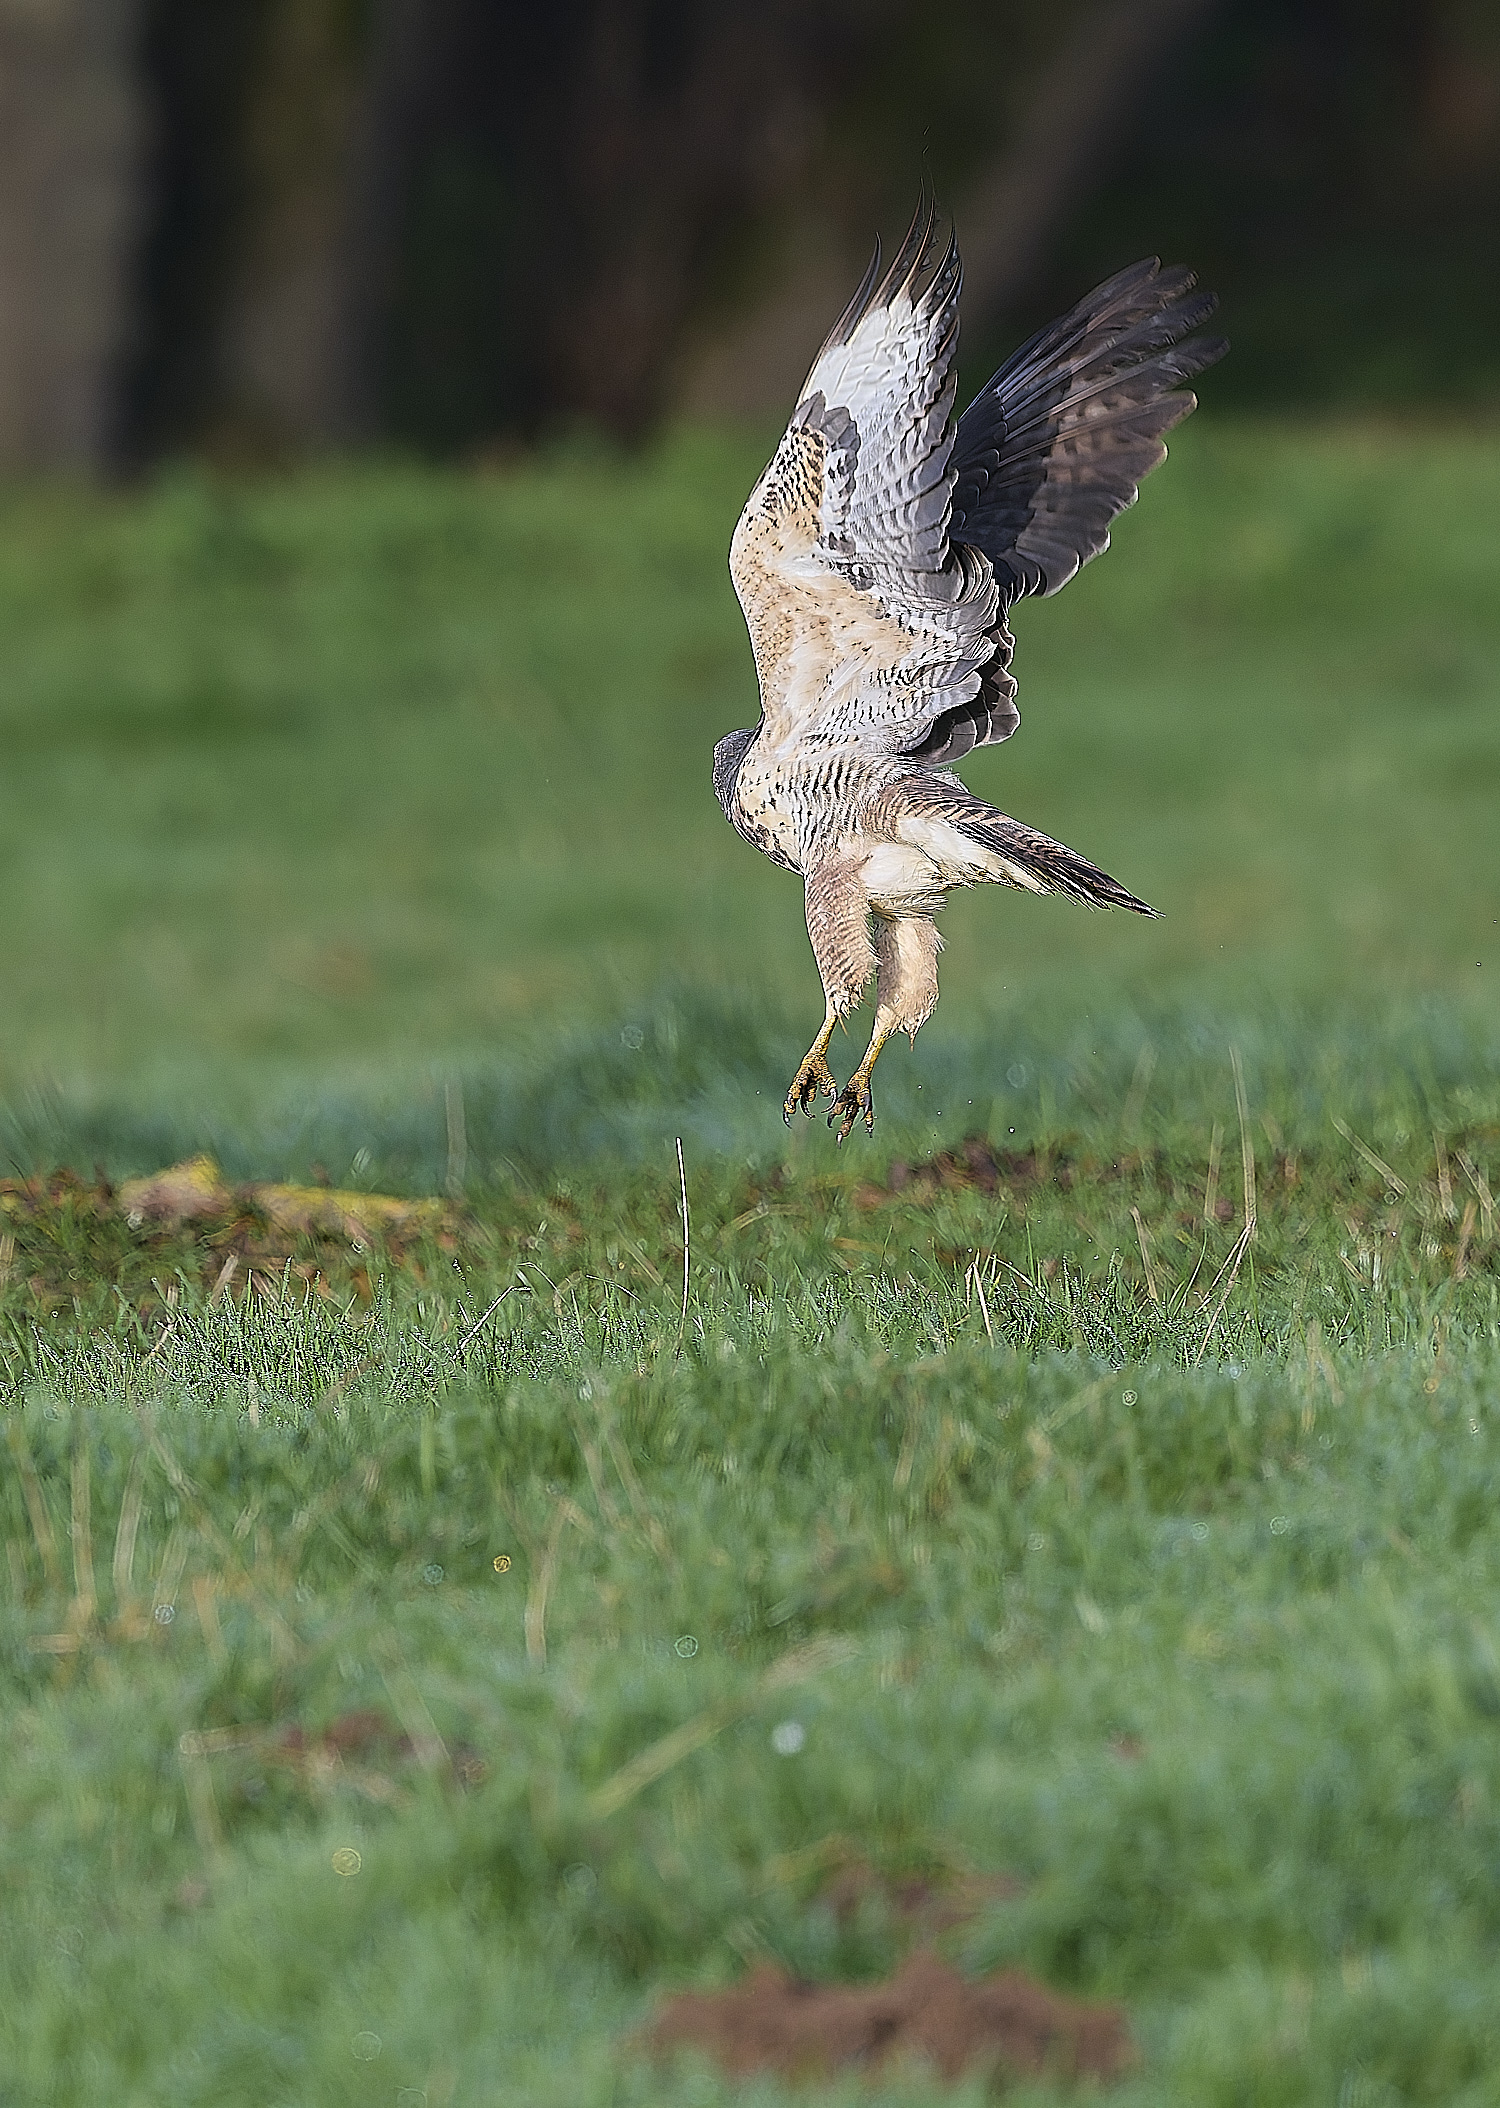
[714,203,1225,1139]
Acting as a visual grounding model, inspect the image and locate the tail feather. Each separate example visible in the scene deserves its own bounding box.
[943,796,1157,915]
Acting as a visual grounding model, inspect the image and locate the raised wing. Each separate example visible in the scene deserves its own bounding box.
[729,203,1016,767]
[950,259,1227,600]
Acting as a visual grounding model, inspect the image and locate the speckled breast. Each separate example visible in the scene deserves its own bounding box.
[727,740,803,873]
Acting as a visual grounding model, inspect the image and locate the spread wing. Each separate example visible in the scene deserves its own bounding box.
[728,202,1015,769]
[949,258,1228,600]
[728,215,1227,773]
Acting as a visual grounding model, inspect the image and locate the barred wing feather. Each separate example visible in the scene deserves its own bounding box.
[728,203,1010,765]
[728,217,1226,770]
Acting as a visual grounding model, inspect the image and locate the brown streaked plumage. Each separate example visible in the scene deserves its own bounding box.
[714,201,1226,1139]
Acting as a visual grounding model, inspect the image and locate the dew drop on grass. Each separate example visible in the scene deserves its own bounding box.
[675,1634,698,1657]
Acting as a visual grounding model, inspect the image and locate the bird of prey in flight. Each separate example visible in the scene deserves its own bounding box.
[714,202,1225,1139]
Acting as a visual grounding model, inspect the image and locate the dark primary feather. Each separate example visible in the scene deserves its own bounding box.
[949,258,1228,601]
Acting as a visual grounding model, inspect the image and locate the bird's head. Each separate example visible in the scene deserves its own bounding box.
[712,726,756,816]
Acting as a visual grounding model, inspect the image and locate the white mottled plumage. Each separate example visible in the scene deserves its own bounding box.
[713,200,1226,1138]
[728,229,1000,760]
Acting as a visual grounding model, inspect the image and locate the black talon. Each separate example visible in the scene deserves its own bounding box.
[785,1054,838,1125]
[829,1079,874,1142]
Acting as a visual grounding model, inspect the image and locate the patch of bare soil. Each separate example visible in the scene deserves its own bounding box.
[642,1951,1133,2089]
[855,1134,1078,1209]
[274,1706,488,1791]
[177,1706,488,1820]
[854,1130,1196,1225]
[639,1860,1132,2090]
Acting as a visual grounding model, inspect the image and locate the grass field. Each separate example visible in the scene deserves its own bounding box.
[2,421,1499,2103]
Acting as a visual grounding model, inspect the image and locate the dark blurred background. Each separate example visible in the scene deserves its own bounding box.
[2,0,1497,475]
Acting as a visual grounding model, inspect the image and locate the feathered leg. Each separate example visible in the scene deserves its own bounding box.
[786,860,876,1123]
[830,914,941,1142]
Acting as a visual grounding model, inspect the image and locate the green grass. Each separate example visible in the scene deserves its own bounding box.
[4,1059,1500,2102]
[3,1122,1500,2105]
[2,420,1500,2101]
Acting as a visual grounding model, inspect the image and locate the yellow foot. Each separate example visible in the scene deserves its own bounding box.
[783,1050,838,1124]
[829,1072,875,1143]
